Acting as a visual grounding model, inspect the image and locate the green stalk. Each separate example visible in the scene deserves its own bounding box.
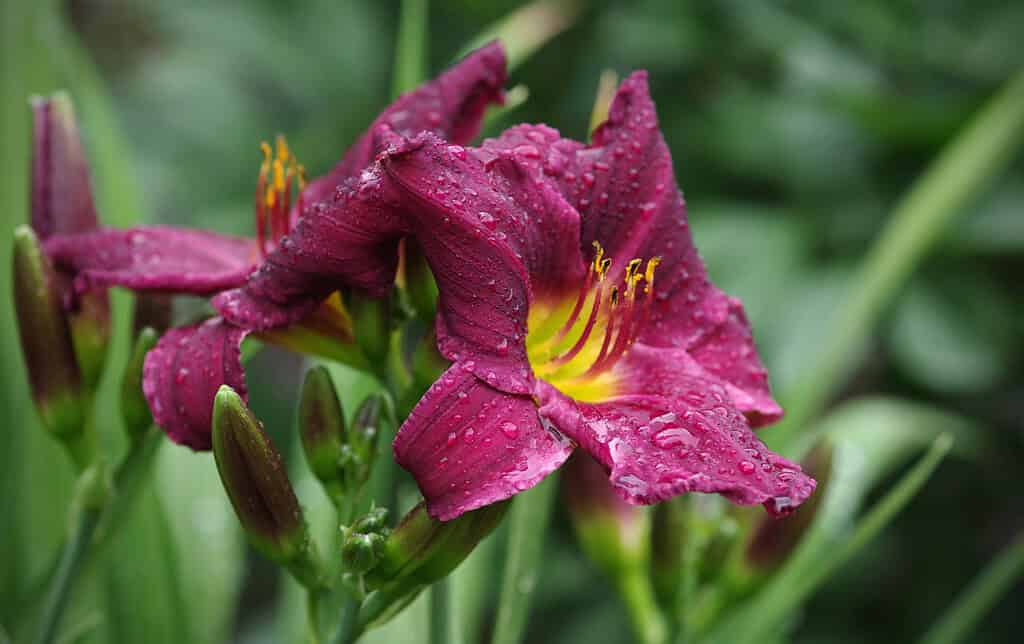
[769,68,1024,453]
[490,473,560,644]
[391,0,429,99]
[619,569,668,644]
[31,506,101,644]
[918,532,1024,644]
[429,578,457,644]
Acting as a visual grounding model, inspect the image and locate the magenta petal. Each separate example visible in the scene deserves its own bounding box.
[685,292,783,426]
[384,134,557,393]
[44,226,256,297]
[142,318,249,450]
[478,124,584,194]
[536,377,813,516]
[394,363,574,521]
[214,167,406,331]
[31,95,99,239]
[300,41,507,209]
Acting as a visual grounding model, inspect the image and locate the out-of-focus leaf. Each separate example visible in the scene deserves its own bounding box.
[889,278,1015,395]
[954,179,1024,254]
[101,485,191,643]
[155,448,245,644]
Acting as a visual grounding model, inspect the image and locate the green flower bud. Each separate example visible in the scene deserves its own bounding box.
[351,506,389,535]
[348,290,392,378]
[744,442,833,574]
[121,328,158,440]
[341,531,387,575]
[12,226,86,444]
[366,500,508,591]
[348,394,384,482]
[298,366,346,488]
[212,386,313,574]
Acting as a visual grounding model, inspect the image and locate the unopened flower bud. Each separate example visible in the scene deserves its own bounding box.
[352,506,389,535]
[563,454,650,577]
[348,289,392,377]
[342,531,388,575]
[564,454,668,644]
[212,386,313,573]
[366,500,508,591]
[121,328,158,440]
[298,366,346,489]
[31,93,110,389]
[12,226,86,443]
[348,394,384,480]
[744,442,833,574]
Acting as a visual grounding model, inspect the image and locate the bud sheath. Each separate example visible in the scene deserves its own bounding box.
[12,226,85,441]
[298,366,346,487]
[212,386,309,566]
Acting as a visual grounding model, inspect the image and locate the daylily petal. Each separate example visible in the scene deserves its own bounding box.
[616,341,781,427]
[536,352,814,515]
[683,293,783,426]
[384,134,562,393]
[214,167,406,330]
[478,124,584,194]
[298,41,508,209]
[44,226,256,298]
[394,362,574,521]
[142,318,249,450]
[31,94,99,239]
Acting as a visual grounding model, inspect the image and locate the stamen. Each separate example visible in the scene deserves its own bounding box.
[253,135,305,257]
[529,244,661,385]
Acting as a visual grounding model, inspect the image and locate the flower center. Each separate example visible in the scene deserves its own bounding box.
[254,135,306,257]
[526,241,660,402]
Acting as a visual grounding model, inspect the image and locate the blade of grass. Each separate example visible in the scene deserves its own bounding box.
[454,0,583,72]
[918,532,1024,644]
[769,67,1024,453]
[391,0,429,98]
[490,473,560,644]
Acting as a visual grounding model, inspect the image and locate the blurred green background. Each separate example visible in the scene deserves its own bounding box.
[2,1,1022,643]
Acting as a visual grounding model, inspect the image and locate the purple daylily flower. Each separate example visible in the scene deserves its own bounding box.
[42,43,508,449]
[211,72,815,520]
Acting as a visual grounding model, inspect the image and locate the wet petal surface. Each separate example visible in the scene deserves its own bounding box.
[394,363,574,521]
[142,318,249,450]
[45,226,256,298]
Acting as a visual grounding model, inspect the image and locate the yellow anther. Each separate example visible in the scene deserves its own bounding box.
[275,134,290,164]
[273,159,285,192]
[265,185,277,209]
[261,140,273,162]
[598,258,612,280]
[643,257,661,294]
[623,258,643,295]
[297,165,307,191]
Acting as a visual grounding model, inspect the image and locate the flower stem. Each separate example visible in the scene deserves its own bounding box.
[618,569,668,644]
[490,473,559,644]
[328,596,361,644]
[429,578,456,644]
[769,67,1024,454]
[31,505,101,644]
[918,532,1024,644]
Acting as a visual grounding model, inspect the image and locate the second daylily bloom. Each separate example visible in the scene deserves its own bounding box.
[213,72,815,519]
[42,43,508,449]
